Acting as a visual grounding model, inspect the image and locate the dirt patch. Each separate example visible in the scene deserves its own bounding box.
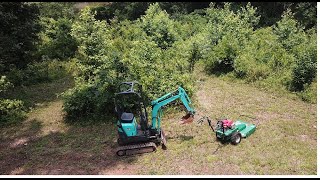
[0,150,29,175]
[10,137,31,148]
[0,134,139,175]
[0,100,140,175]
[99,163,138,175]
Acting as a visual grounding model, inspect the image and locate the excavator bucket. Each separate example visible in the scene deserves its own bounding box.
[180,113,194,124]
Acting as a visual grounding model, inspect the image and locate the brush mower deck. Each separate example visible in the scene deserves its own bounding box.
[198,117,256,145]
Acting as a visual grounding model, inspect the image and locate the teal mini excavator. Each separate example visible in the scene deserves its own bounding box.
[114,82,195,156]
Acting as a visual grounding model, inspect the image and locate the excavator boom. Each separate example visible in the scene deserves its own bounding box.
[151,86,195,132]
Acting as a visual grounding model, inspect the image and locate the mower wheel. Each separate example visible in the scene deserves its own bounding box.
[231,132,242,145]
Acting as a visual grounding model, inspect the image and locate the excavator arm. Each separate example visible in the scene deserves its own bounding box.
[150,87,195,132]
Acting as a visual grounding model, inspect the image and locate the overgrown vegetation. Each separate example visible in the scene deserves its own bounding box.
[0,2,40,73]
[36,2,78,61]
[0,2,316,124]
[0,2,77,124]
[0,76,25,125]
[61,2,316,121]
[0,2,317,175]
[62,4,194,120]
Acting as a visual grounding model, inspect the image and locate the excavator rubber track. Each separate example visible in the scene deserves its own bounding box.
[116,142,157,156]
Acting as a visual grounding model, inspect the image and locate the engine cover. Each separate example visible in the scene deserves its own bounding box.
[222,119,234,128]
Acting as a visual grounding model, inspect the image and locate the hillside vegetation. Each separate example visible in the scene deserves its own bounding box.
[0,2,317,175]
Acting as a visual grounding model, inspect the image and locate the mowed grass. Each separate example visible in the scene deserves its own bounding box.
[0,66,317,175]
[133,67,317,175]
[0,77,138,175]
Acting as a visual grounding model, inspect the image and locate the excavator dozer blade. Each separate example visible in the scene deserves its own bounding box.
[180,113,194,124]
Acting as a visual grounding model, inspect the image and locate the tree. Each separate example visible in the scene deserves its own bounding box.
[0,2,40,73]
[36,2,78,60]
[140,3,178,49]
[0,76,25,125]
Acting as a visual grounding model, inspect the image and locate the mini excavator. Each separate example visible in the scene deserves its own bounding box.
[114,82,195,156]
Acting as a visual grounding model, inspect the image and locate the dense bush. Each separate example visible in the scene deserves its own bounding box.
[0,76,25,125]
[36,2,78,61]
[272,11,317,91]
[62,5,194,120]
[298,80,317,103]
[140,3,178,49]
[91,2,210,22]
[292,57,317,91]
[201,3,259,74]
[0,2,316,124]
[234,27,294,82]
[62,2,317,120]
[0,2,40,73]
[273,10,306,53]
[62,82,113,120]
[0,99,25,125]
[7,60,72,86]
[37,17,78,60]
[171,12,208,72]
[290,29,317,91]
[199,3,316,100]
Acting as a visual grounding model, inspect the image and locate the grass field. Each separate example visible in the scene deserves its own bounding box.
[0,66,317,175]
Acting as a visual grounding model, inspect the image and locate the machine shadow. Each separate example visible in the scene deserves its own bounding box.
[166,135,194,141]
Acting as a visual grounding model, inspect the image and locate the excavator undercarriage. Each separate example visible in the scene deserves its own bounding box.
[116,142,157,156]
[116,128,167,156]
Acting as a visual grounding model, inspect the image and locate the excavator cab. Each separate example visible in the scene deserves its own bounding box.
[114,82,148,134]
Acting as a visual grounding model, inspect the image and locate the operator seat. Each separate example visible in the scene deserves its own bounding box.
[121,112,134,123]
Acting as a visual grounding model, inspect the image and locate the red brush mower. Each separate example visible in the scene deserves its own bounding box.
[198,116,256,145]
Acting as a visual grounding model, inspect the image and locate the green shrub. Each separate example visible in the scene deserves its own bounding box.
[63,5,194,120]
[0,76,25,125]
[201,3,259,74]
[0,76,12,93]
[36,2,77,61]
[291,53,317,91]
[172,34,203,72]
[298,80,317,103]
[273,11,317,91]
[62,83,102,120]
[234,27,295,82]
[0,99,25,125]
[140,3,178,49]
[273,10,306,53]
[290,28,317,91]
[6,60,71,86]
[0,2,40,72]
[62,2,317,120]
[37,17,78,60]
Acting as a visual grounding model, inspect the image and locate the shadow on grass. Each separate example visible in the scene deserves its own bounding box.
[4,76,74,110]
[167,135,194,141]
[205,60,234,77]
[0,118,139,175]
[0,119,43,174]
[212,143,228,155]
